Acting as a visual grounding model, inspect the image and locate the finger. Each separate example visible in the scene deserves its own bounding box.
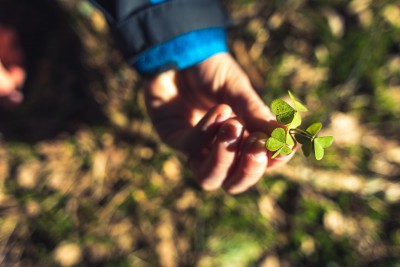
[144,71,194,150]
[182,104,233,155]
[190,119,244,191]
[223,132,268,194]
[145,71,236,154]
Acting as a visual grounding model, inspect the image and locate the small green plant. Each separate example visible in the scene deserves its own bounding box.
[266,91,333,160]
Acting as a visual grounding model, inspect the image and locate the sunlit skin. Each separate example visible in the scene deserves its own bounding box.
[145,53,293,194]
[0,25,26,108]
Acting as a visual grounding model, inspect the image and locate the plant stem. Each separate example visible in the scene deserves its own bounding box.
[289,128,313,139]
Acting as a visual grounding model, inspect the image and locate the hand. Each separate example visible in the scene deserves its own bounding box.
[144,53,293,194]
[0,25,26,108]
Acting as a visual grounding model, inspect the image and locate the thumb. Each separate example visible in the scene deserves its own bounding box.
[222,67,277,135]
[211,54,276,134]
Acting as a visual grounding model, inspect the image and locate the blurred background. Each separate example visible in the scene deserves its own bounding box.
[0,0,399,266]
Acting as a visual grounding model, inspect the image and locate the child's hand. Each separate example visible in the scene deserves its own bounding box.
[144,53,293,194]
[0,25,26,108]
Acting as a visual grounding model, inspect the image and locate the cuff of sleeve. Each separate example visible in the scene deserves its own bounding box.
[132,27,228,76]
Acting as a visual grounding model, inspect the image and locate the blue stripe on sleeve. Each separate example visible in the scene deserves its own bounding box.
[132,27,228,75]
[149,0,170,3]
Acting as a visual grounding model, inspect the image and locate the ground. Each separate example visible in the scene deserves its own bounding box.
[0,0,400,266]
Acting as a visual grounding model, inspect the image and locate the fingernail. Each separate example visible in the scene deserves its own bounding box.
[249,137,267,162]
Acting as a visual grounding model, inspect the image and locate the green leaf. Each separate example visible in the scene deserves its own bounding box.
[294,132,312,157]
[280,146,293,155]
[271,146,293,159]
[294,133,310,145]
[306,122,322,137]
[267,128,294,158]
[271,127,286,141]
[288,91,308,112]
[302,139,312,157]
[271,99,296,125]
[313,136,333,160]
[271,149,282,159]
[267,138,284,151]
[289,112,302,129]
[266,128,286,151]
[286,132,295,147]
[315,136,333,148]
[313,141,324,160]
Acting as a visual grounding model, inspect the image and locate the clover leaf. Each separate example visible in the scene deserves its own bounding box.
[271,92,308,129]
[294,122,333,160]
[306,122,322,137]
[290,112,302,129]
[266,91,333,161]
[266,128,293,158]
[314,136,334,160]
[266,128,286,151]
[294,132,312,157]
[271,99,296,125]
[288,90,308,112]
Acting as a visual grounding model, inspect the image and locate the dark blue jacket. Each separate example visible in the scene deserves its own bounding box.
[89,0,230,75]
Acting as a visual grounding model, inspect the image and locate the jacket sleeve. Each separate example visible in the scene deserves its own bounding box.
[89,0,231,76]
